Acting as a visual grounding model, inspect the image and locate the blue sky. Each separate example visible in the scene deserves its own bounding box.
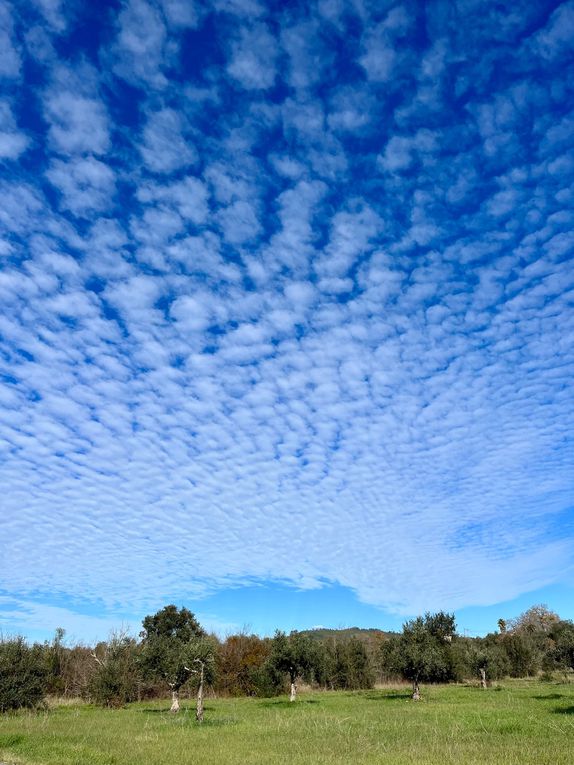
[1,0,573,645]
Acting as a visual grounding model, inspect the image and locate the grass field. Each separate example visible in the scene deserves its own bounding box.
[1,681,573,765]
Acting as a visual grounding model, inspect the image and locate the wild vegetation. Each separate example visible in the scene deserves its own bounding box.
[1,603,573,716]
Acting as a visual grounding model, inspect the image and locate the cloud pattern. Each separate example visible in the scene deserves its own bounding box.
[1,0,573,623]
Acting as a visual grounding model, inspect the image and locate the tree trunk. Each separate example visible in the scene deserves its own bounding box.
[170,689,180,713]
[196,662,205,723]
[289,681,297,702]
[480,667,487,689]
[412,681,420,701]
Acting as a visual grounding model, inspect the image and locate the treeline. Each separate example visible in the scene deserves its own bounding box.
[1,604,573,716]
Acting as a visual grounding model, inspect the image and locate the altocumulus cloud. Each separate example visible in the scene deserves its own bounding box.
[0,0,573,625]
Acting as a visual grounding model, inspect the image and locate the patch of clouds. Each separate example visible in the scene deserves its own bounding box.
[136,176,209,225]
[217,199,262,246]
[0,102,29,160]
[227,23,278,90]
[159,0,204,29]
[1,0,574,629]
[46,156,116,216]
[281,19,329,92]
[109,0,169,88]
[139,108,197,174]
[358,5,412,82]
[43,67,111,155]
[0,3,21,79]
[213,0,266,19]
[527,0,574,61]
[30,0,67,33]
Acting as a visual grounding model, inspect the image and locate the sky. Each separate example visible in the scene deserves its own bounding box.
[1,0,573,645]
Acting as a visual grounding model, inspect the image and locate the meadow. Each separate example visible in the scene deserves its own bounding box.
[0,681,573,765]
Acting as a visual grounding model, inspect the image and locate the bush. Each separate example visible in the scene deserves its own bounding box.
[89,633,141,707]
[0,636,48,712]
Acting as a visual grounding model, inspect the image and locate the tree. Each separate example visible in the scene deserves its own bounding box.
[544,620,574,673]
[140,605,211,715]
[44,627,66,695]
[217,632,271,696]
[386,612,457,699]
[141,605,206,643]
[0,637,48,712]
[500,631,540,677]
[188,637,217,722]
[462,638,509,687]
[508,605,560,635]
[268,631,316,701]
[320,637,374,690]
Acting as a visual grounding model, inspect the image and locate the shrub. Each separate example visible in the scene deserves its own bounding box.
[0,636,48,712]
[89,633,140,707]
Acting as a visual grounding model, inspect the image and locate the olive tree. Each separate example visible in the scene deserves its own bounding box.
[140,605,215,717]
[384,612,456,699]
[268,631,316,701]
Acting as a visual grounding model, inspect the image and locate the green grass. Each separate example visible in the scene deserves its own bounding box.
[1,681,573,765]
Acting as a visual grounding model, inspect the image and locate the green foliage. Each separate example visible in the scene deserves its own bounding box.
[140,606,212,694]
[268,631,317,685]
[500,631,540,677]
[383,612,457,688]
[249,660,286,697]
[544,620,574,671]
[141,605,205,643]
[0,636,48,712]
[185,635,218,689]
[89,632,140,708]
[319,637,374,690]
[44,627,66,695]
[451,636,510,682]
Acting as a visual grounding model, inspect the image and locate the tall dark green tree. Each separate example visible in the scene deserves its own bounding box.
[140,605,213,715]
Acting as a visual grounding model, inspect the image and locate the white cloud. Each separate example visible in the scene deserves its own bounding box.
[281,19,328,91]
[159,0,203,29]
[46,156,116,216]
[137,176,209,225]
[227,23,278,90]
[44,90,110,155]
[0,4,21,78]
[217,199,261,245]
[30,0,67,33]
[528,0,574,61]
[110,0,168,87]
[139,108,197,174]
[0,102,29,159]
[358,6,411,82]
[213,0,266,19]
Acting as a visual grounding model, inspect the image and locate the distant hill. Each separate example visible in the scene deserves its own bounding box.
[298,627,396,643]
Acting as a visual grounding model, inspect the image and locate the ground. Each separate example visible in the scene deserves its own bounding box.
[1,681,573,765]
